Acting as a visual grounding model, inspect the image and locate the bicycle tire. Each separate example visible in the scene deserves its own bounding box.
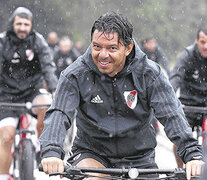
[20,139,35,180]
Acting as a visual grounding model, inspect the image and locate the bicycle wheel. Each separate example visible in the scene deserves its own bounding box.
[20,139,35,180]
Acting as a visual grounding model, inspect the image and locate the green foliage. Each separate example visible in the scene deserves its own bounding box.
[0,0,206,66]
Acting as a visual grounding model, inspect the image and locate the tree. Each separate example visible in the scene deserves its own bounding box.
[0,0,206,65]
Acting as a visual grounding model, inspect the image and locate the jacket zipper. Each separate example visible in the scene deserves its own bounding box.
[112,77,119,156]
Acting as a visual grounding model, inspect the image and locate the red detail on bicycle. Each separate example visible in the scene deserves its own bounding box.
[0,102,50,180]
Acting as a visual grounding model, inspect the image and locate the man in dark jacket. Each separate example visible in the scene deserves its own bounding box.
[40,12,203,179]
[140,36,171,76]
[0,7,58,179]
[170,26,207,169]
[53,36,81,78]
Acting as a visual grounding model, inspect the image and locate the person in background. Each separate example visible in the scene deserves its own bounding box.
[140,36,171,76]
[75,40,85,55]
[53,36,81,78]
[47,31,59,56]
[0,7,58,180]
[40,12,204,180]
[170,26,207,169]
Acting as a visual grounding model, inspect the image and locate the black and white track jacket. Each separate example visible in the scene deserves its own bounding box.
[0,7,57,95]
[170,43,207,106]
[40,41,202,166]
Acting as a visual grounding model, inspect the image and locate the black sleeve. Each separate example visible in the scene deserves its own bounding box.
[148,67,202,163]
[36,33,58,92]
[169,50,189,93]
[156,47,171,75]
[40,72,79,159]
[0,33,6,79]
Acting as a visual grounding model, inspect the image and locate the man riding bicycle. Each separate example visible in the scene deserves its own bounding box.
[40,12,204,179]
[170,26,207,169]
[140,36,171,76]
[0,7,58,180]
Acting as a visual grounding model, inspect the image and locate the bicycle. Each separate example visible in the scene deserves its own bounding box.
[183,105,207,153]
[0,102,50,180]
[39,163,200,180]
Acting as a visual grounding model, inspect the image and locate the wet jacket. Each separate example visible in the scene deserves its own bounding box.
[0,7,57,95]
[170,43,207,106]
[54,48,80,78]
[40,41,202,166]
[140,45,171,76]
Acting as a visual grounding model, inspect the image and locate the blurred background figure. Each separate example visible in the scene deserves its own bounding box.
[47,31,59,56]
[54,36,81,78]
[75,40,85,55]
[170,26,207,168]
[140,36,171,76]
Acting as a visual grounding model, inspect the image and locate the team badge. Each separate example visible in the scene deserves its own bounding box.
[192,70,199,79]
[26,49,34,61]
[124,90,137,109]
[66,57,73,65]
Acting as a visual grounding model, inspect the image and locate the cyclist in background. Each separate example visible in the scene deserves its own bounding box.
[40,12,204,179]
[53,36,81,78]
[0,7,58,180]
[75,40,85,55]
[170,26,207,169]
[47,31,59,57]
[140,36,171,76]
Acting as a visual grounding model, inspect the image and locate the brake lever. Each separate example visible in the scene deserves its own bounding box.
[174,168,186,179]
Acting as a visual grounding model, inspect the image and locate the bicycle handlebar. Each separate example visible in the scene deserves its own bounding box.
[183,105,207,114]
[0,102,51,110]
[38,164,191,179]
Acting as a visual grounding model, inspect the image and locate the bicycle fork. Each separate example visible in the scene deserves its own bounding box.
[12,114,36,179]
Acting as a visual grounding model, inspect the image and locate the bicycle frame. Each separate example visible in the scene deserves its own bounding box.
[183,105,207,153]
[0,102,51,180]
[12,113,36,180]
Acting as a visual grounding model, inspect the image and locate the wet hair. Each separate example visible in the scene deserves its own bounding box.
[7,7,33,33]
[9,7,33,22]
[15,12,32,20]
[197,26,207,39]
[91,12,133,47]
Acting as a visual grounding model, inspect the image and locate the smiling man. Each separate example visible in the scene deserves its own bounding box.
[92,30,133,77]
[13,15,32,39]
[40,12,204,179]
[0,7,57,180]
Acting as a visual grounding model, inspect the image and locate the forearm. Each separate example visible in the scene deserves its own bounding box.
[40,110,71,159]
[149,69,202,163]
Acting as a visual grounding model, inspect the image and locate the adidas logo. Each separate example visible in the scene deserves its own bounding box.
[91,95,103,103]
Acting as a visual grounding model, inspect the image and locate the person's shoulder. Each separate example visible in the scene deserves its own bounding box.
[177,44,195,63]
[62,55,88,78]
[133,54,161,81]
[145,58,161,75]
[0,32,6,38]
[34,31,45,40]
[0,32,7,43]
[185,44,195,53]
[33,31,47,44]
[33,31,49,49]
